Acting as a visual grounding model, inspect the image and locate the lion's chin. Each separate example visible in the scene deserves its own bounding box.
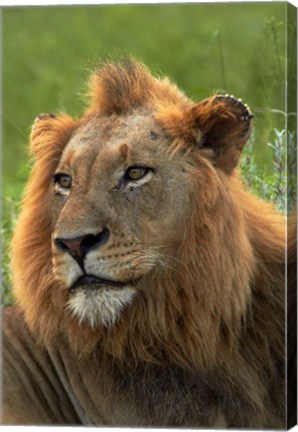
[67,285,137,329]
[70,274,141,292]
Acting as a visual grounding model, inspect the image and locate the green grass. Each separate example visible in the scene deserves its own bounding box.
[2,3,296,306]
[3,3,288,187]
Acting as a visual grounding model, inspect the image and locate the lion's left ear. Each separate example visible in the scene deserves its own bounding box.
[192,95,253,173]
[30,113,75,162]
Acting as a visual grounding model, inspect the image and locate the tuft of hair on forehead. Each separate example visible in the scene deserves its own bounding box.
[87,58,191,115]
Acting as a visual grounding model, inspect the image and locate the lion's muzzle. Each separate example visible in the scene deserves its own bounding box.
[54,228,110,268]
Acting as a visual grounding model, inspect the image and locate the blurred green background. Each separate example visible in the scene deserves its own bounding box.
[2,3,293,304]
[3,4,288,192]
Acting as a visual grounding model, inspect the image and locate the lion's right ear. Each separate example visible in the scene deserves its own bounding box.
[189,95,253,173]
[156,94,253,174]
[30,113,75,161]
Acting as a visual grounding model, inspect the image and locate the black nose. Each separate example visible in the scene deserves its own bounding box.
[54,228,110,263]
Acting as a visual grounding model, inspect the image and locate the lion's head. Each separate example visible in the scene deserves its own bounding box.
[12,59,256,369]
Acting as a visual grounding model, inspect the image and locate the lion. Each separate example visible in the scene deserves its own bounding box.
[2,59,294,428]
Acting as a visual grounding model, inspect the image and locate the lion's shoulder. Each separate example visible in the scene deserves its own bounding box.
[2,307,82,425]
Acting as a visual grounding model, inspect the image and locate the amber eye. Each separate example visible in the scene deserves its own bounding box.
[54,174,72,189]
[125,167,149,181]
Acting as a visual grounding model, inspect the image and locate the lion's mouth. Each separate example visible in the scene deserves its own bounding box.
[70,275,141,292]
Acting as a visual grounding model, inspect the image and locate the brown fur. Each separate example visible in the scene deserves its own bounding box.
[6,59,293,427]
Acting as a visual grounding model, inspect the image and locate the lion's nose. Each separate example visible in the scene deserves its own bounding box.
[54,228,110,262]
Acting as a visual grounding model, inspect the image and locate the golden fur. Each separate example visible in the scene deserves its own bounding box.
[7,59,294,427]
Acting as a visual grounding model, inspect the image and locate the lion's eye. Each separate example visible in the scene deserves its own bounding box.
[125,167,149,181]
[54,174,72,189]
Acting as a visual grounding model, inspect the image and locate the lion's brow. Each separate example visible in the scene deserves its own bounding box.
[119,143,130,161]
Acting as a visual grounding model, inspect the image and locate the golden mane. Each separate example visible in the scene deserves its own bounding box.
[11,59,286,380]
[87,58,190,115]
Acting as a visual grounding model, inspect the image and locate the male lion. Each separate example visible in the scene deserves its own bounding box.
[2,59,293,427]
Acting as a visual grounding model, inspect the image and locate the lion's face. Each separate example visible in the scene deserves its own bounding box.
[52,111,191,328]
[12,60,254,365]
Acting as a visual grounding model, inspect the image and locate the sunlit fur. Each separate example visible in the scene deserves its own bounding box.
[10,58,294,427]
